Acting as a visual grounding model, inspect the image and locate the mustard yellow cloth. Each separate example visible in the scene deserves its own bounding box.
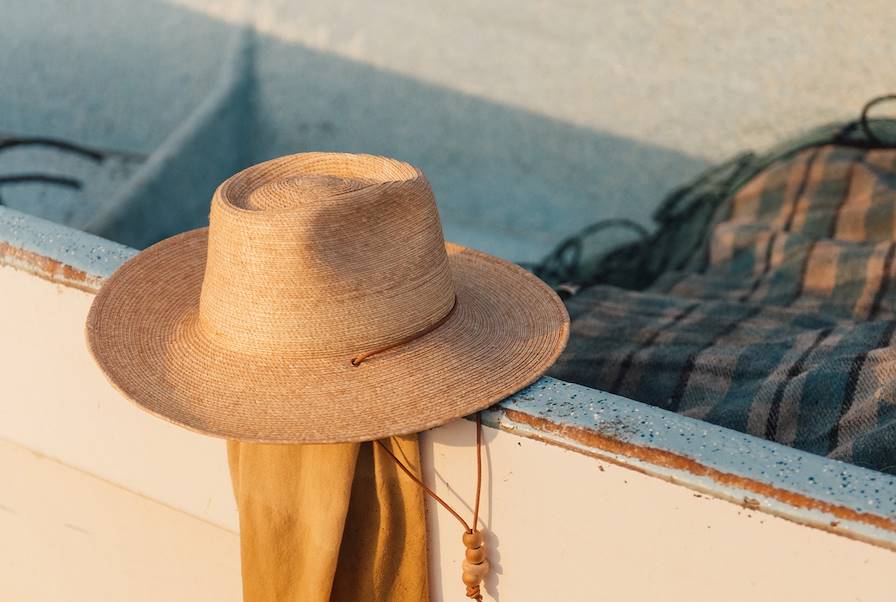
[227,435,429,602]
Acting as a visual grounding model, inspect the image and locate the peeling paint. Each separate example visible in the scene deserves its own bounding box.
[0,206,137,287]
[4,205,896,552]
[0,241,100,292]
[502,407,896,532]
[743,497,761,511]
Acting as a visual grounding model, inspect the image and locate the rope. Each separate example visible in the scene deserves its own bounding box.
[0,136,106,162]
[0,135,110,201]
[532,95,896,296]
[860,95,896,146]
[0,174,82,189]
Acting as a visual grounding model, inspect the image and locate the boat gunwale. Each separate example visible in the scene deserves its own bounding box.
[3,204,896,551]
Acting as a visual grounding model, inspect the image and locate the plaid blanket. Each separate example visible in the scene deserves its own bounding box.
[550,144,896,473]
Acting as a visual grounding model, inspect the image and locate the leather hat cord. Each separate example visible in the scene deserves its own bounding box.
[375,412,489,600]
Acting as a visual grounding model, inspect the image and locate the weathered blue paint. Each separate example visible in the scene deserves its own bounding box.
[0,206,135,285]
[2,208,896,549]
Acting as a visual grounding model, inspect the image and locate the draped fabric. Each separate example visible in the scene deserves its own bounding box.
[227,435,429,601]
[551,144,896,473]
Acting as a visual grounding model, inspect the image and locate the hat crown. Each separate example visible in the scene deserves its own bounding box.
[197,153,455,359]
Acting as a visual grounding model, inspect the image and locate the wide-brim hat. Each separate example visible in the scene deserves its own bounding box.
[86,153,568,443]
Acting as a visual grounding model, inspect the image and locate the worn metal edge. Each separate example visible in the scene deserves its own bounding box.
[484,378,896,550]
[0,206,136,291]
[3,207,896,550]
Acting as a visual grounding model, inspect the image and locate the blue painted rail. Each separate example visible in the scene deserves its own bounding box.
[2,203,895,550]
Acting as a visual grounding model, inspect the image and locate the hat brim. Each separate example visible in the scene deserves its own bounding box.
[86,229,569,443]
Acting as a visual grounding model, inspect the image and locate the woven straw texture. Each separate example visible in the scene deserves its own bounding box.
[86,153,569,443]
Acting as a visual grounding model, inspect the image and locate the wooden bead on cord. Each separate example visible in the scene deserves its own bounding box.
[375,414,489,601]
[462,529,489,600]
[462,530,484,548]
[465,546,486,563]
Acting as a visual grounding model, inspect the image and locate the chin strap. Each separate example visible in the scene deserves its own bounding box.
[375,412,488,600]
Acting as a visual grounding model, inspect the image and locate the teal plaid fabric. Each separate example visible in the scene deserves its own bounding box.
[550,144,896,472]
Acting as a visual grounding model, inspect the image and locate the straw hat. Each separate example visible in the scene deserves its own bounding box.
[86,153,569,443]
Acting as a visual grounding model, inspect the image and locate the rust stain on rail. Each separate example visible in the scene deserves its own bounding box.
[0,242,100,293]
[502,408,896,535]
